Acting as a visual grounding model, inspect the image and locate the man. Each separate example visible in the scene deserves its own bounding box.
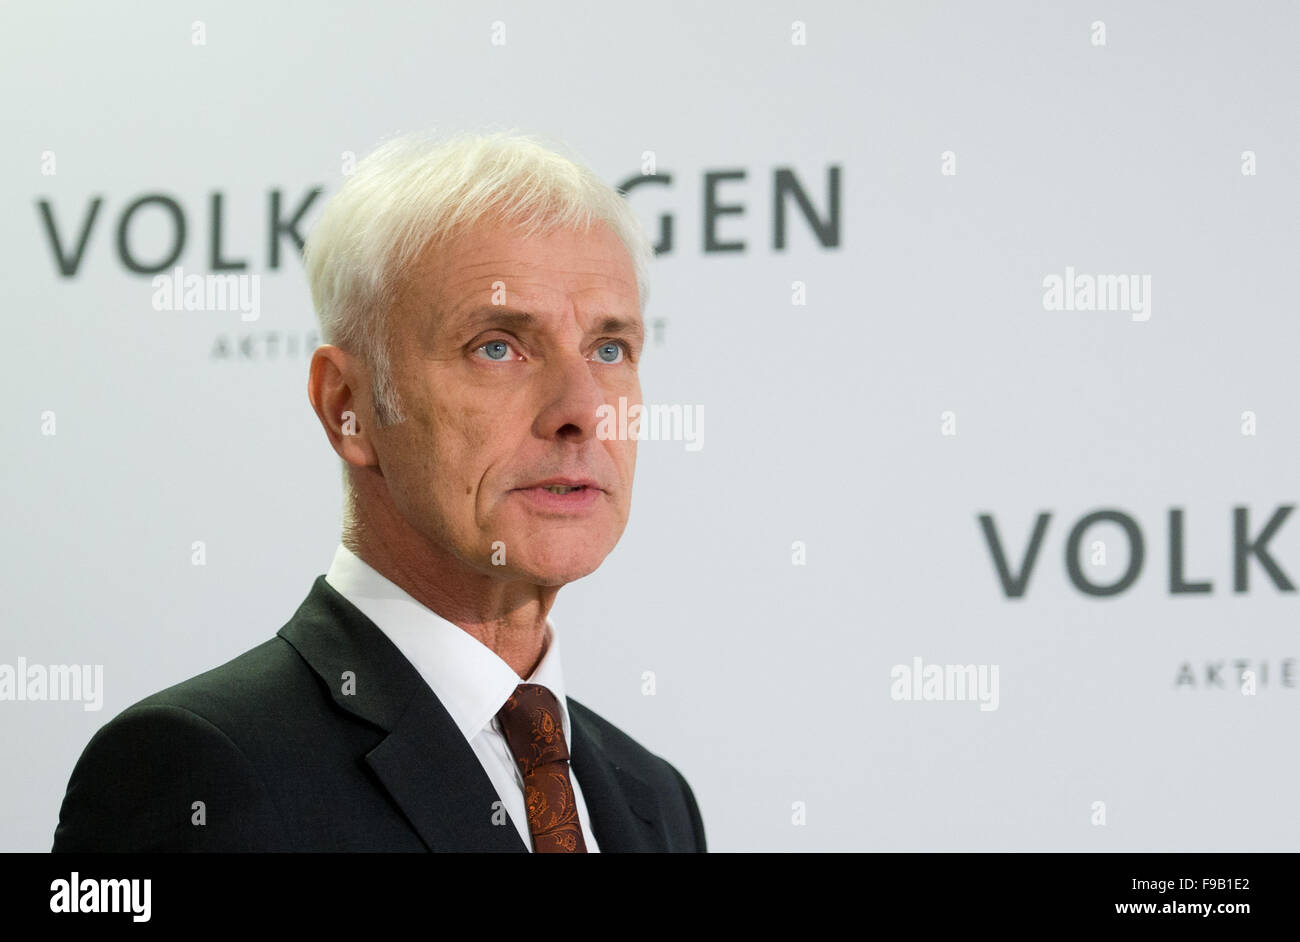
[51,131,706,853]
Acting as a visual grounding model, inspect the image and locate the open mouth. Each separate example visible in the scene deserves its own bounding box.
[514,482,600,512]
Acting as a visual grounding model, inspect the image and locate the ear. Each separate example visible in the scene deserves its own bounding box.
[308,344,380,469]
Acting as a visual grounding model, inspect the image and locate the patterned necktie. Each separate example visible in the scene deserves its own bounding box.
[496,683,588,853]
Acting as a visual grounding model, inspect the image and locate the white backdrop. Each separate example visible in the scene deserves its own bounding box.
[3,0,1298,852]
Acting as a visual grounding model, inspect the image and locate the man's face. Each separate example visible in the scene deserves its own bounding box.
[371,217,644,586]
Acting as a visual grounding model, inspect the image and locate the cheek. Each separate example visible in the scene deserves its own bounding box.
[386,402,457,504]
[428,397,503,505]
[614,436,637,487]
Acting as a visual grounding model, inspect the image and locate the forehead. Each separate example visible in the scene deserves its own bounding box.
[408,218,639,316]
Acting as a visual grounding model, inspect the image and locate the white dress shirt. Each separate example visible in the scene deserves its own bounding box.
[323,542,600,852]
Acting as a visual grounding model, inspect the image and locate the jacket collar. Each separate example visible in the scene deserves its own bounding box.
[278,575,663,852]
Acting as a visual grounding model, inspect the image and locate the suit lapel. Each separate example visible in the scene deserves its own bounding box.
[280,575,665,853]
[364,690,526,852]
[279,576,526,852]
[569,701,666,852]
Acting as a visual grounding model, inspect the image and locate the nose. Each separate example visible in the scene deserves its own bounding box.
[533,350,608,444]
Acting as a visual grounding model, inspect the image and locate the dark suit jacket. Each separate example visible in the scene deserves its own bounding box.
[52,575,706,852]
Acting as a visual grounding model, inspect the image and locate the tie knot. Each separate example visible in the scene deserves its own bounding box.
[496,683,569,776]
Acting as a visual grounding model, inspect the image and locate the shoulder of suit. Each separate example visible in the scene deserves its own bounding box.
[107,635,312,738]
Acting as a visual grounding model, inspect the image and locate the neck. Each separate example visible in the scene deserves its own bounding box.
[344,495,558,680]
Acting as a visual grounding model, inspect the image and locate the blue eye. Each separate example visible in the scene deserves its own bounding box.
[595,342,624,364]
[477,340,511,361]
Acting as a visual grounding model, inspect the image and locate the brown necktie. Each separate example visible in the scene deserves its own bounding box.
[496,683,588,853]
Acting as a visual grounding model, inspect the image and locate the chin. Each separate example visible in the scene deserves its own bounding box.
[512,539,611,586]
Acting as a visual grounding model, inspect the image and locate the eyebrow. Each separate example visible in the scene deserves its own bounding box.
[450,305,644,342]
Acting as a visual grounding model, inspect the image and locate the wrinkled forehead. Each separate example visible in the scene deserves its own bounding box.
[395,218,641,340]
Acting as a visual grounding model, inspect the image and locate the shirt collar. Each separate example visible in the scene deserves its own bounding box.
[322,543,572,745]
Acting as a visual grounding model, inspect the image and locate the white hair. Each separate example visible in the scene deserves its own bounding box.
[304,129,652,427]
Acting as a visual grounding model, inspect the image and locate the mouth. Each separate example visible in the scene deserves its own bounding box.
[511,478,603,514]
[516,477,601,493]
